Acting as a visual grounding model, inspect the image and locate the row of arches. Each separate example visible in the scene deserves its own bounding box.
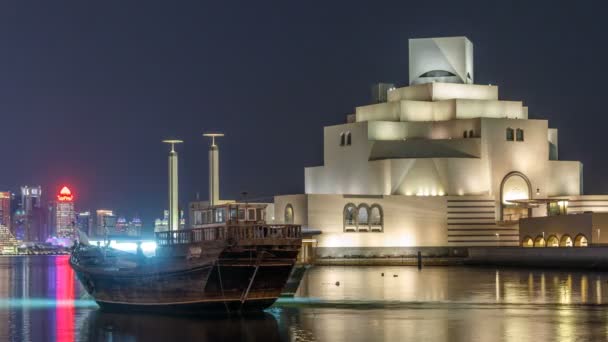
[522,234,588,247]
[344,203,383,232]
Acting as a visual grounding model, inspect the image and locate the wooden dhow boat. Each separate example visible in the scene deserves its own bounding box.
[70,203,302,314]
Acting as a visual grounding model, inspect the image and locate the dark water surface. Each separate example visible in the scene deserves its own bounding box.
[1,256,608,341]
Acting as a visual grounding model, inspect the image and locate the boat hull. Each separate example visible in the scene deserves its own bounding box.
[71,244,300,314]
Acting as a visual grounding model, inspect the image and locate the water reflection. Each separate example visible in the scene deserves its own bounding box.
[84,310,282,341]
[1,259,608,341]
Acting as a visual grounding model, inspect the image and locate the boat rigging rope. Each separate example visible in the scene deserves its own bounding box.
[216,259,230,315]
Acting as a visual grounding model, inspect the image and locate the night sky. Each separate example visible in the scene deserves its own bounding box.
[1,1,606,226]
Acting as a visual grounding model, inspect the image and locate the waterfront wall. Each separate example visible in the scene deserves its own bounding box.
[467,246,608,269]
[316,246,468,258]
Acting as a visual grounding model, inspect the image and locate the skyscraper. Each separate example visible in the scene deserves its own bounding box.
[55,186,76,240]
[115,216,128,235]
[128,216,142,236]
[76,211,93,237]
[95,210,115,237]
[0,192,10,231]
[21,186,41,212]
[16,186,47,242]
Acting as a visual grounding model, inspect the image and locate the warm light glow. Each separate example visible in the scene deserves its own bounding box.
[57,186,74,202]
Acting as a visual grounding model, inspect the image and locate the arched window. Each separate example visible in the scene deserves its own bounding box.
[522,236,533,247]
[284,204,294,224]
[506,128,514,141]
[346,132,352,146]
[469,130,474,138]
[516,129,524,141]
[340,133,345,146]
[357,204,369,232]
[534,236,546,247]
[546,235,559,247]
[370,204,383,232]
[463,130,468,138]
[343,203,357,232]
[559,234,573,247]
[575,234,588,247]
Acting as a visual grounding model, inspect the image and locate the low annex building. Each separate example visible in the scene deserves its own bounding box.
[274,36,602,255]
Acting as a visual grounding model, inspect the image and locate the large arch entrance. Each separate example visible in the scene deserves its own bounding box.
[500,171,532,222]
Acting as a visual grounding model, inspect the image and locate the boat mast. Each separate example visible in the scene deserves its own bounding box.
[162,139,183,231]
[203,133,224,207]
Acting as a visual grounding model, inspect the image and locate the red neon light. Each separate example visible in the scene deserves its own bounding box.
[57,186,74,202]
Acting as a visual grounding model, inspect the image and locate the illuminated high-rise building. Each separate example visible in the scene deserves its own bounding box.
[55,186,76,240]
[115,216,128,234]
[20,186,42,212]
[0,192,10,231]
[127,216,142,236]
[15,186,47,242]
[95,209,115,237]
[76,211,93,237]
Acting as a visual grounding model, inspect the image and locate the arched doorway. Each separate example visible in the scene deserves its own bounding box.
[546,235,559,247]
[559,235,573,247]
[284,204,294,224]
[533,236,546,247]
[522,236,534,247]
[500,172,532,222]
[574,234,588,247]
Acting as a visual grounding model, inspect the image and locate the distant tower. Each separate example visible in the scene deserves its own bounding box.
[162,140,183,231]
[20,186,42,212]
[203,133,224,206]
[0,192,10,231]
[55,186,76,240]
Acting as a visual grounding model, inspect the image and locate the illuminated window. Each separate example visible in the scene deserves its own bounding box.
[284,204,294,224]
[559,234,573,247]
[574,234,588,247]
[506,128,514,141]
[521,236,533,247]
[346,132,352,146]
[516,128,524,141]
[534,236,546,247]
[343,204,357,232]
[247,208,255,221]
[370,204,383,232]
[546,235,559,247]
[357,204,369,232]
[340,133,345,146]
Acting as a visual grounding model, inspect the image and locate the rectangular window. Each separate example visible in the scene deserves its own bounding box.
[238,209,245,220]
[516,129,524,141]
[247,208,255,221]
[230,208,237,220]
[216,208,226,223]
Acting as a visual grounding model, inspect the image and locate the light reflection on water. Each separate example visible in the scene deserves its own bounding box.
[1,257,608,341]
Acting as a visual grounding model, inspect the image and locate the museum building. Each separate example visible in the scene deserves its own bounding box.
[274,36,608,254]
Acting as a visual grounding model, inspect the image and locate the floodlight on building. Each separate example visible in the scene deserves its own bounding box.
[162,139,183,231]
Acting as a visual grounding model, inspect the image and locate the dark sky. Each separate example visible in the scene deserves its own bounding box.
[0,1,607,226]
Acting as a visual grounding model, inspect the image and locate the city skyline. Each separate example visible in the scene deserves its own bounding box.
[1,1,607,225]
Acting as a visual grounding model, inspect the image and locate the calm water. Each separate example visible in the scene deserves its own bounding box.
[1,256,608,341]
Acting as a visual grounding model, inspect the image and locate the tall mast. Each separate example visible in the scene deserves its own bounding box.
[203,133,224,206]
[162,139,183,231]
